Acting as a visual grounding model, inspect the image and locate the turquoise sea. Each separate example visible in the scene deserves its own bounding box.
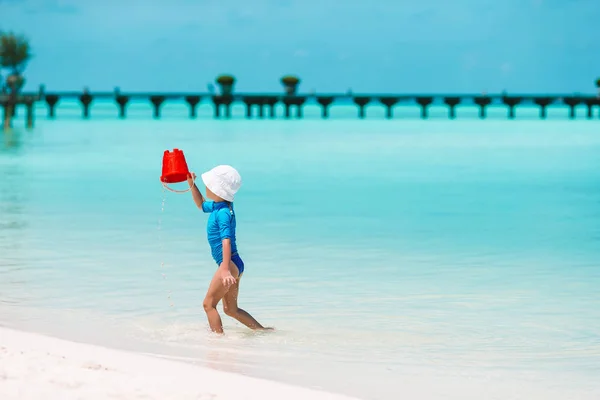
[1,100,600,399]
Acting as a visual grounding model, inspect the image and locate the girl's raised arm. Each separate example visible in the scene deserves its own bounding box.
[188,172,205,209]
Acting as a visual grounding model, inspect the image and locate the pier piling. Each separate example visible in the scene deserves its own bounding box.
[534,97,553,119]
[45,94,59,118]
[25,99,34,129]
[185,95,201,118]
[353,97,370,119]
[149,96,166,119]
[115,95,129,118]
[316,96,334,118]
[502,96,522,119]
[474,96,492,119]
[80,89,93,119]
[444,97,461,119]
[416,97,433,119]
[563,97,581,119]
[380,97,399,119]
[583,98,600,119]
[212,95,234,119]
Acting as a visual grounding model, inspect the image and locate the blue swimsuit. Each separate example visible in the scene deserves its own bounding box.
[201,200,244,275]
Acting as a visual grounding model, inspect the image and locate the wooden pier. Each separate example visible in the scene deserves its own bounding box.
[9,87,600,121]
[1,93,40,129]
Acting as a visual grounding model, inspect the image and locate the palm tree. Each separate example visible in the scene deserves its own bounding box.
[0,31,32,93]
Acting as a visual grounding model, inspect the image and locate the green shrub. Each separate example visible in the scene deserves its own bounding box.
[281,75,300,85]
[216,75,235,85]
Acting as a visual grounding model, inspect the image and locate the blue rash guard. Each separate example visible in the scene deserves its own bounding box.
[201,200,244,274]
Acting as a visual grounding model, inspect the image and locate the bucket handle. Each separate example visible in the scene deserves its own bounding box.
[161,175,195,194]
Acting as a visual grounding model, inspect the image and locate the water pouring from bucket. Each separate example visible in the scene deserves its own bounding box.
[160,148,194,193]
[158,148,194,308]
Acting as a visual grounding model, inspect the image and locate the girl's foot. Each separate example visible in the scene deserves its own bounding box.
[258,327,275,331]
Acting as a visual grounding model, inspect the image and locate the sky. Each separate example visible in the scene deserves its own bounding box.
[1,0,599,94]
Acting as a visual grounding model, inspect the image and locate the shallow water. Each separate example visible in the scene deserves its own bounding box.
[1,103,600,399]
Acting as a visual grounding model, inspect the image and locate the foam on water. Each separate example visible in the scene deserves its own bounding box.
[1,112,600,399]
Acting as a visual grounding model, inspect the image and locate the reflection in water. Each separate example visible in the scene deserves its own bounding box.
[0,133,29,305]
[1,129,24,153]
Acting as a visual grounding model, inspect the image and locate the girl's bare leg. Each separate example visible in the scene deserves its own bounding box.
[222,263,271,330]
[202,262,239,334]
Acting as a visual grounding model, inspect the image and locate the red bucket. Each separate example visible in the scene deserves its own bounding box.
[160,148,189,184]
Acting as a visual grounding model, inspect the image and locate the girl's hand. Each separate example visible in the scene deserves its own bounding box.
[187,172,196,185]
[220,269,236,287]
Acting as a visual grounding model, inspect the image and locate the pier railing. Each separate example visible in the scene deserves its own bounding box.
[7,88,600,122]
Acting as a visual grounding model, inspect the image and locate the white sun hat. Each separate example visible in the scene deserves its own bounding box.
[201,165,242,202]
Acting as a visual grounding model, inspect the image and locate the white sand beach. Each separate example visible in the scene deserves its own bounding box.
[0,327,361,400]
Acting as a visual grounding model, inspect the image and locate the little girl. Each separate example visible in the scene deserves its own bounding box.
[187,165,271,334]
